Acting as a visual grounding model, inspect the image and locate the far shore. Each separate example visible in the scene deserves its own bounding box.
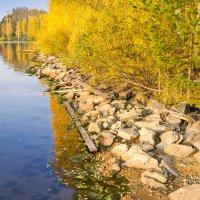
[0,41,34,44]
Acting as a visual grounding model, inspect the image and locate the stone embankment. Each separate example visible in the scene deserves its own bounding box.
[30,54,200,200]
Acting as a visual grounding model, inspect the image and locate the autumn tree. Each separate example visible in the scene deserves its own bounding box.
[146,0,200,103]
[6,22,13,39]
[21,18,27,38]
[15,21,21,40]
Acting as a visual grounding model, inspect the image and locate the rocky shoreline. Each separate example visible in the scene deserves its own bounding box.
[29,54,200,200]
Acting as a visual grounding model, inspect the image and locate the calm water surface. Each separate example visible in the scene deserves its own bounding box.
[0,43,129,200]
[0,43,86,200]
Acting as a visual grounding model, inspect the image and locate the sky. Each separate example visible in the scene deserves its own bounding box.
[0,0,48,20]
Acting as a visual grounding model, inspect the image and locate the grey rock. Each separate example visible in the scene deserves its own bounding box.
[169,184,200,200]
[156,142,169,150]
[102,122,109,129]
[111,100,126,109]
[65,92,74,101]
[141,175,166,188]
[175,102,190,114]
[193,152,200,163]
[118,128,139,141]
[135,120,166,132]
[164,144,195,158]
[98,104,115,116]
[102,137,114,147]
[141,170,168,183]
[126,119,136,128]
[123,151,159,169]
[138,143,154,152]
[100,132,116,140]
[184,125,200,150]
[119,110,142,122]
[147,99,166,113]
[121,145,144,161]
[111,144,128,157]
[88,122,101,134]
[145,113,162,122]
[185,123,200,135]
[111,121,122,130]
[79,101,94,113]
[166,114,182,125]
[139,128,156,146]
[160,159,179,177]
[160,131,179,144]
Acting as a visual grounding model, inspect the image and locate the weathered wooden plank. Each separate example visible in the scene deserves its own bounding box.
[64,101,97,152]
[74,79,110,99]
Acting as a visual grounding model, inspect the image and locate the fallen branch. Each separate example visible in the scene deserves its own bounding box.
[165,107,198,124]
[124,79,163,93]
[172,106,197,124]
[122,73,163,92]
[64,101,97,152]
[53,89,86,94]
[74,79,110,99]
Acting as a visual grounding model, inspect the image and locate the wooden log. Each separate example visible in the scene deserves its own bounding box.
[64,101,97,152]
[74,79,110,99]
[53,89,86,94]
[19,49,37,53]
[165,108,197,123]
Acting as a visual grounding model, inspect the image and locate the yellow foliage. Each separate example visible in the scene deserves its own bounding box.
[35,0,200,104]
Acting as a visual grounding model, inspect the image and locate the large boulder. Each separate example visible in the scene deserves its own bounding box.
[147,99,166,113]
[141,175,166,188]
[123,151,159,169]
[160,131,180,144]
[185,123,200,136]
[98,104,115,117]
[117,128,139,141]
[160,159,179,177]
[138,143,154,152]
[164,144,195,157]
[135,120,166,132]
[144,113,162,122]
[141,170,168,183]
[184,124,200,150]
[169,184,200,200]
[166,114,182,125]
[121,145,144,161]
[119,110,142,122]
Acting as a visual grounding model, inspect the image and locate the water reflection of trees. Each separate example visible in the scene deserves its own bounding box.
[0,42,36,72]
[49,95,87,185]
[49,96,129,199]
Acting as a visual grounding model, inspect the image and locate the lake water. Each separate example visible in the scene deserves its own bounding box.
[0,43,87,200]
[0,43,128,200]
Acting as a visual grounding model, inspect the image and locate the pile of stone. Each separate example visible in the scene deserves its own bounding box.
[30,54,200,200]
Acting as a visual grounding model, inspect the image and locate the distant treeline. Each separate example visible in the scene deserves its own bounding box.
[0,7,46,41]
